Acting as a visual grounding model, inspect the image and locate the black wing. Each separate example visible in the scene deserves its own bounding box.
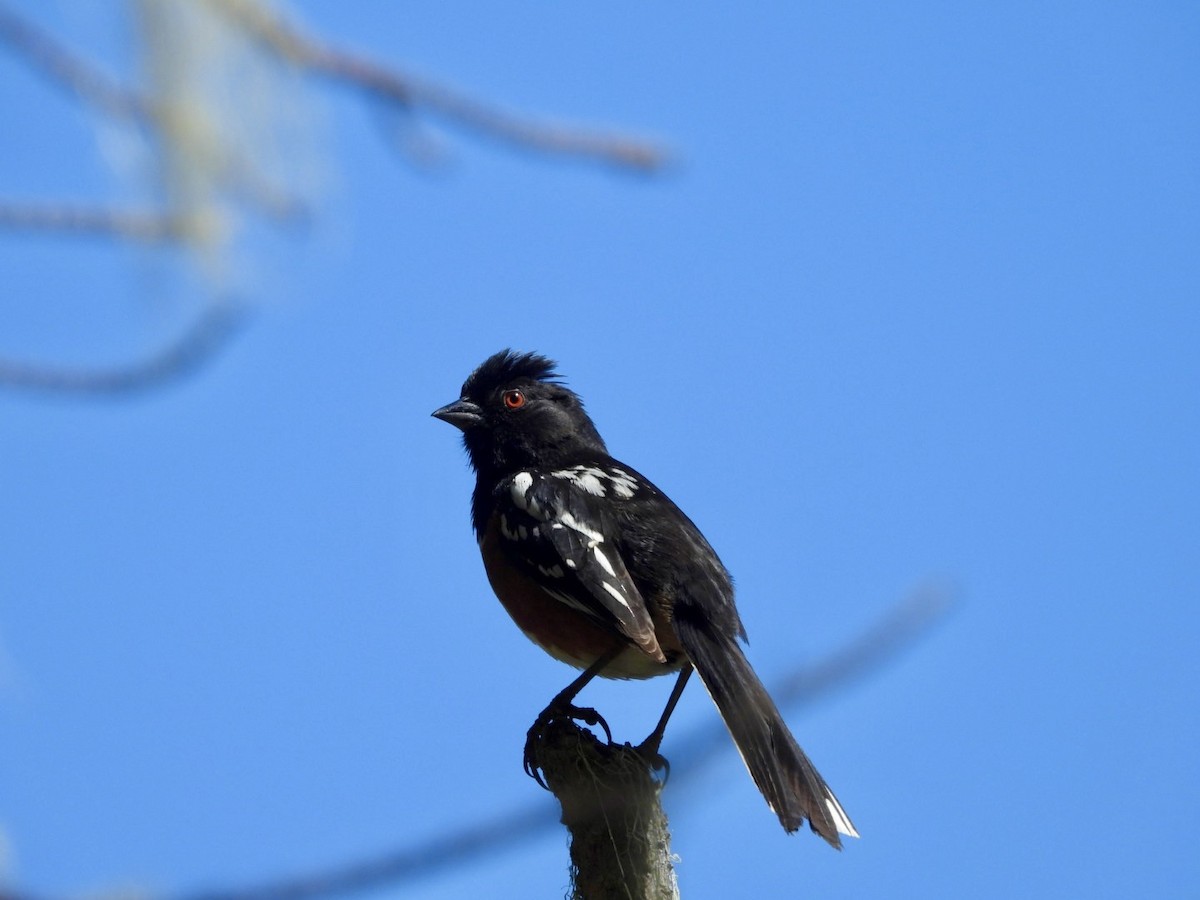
[493,467,664,661]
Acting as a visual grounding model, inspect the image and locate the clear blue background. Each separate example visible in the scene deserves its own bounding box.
[1,2,1197,898]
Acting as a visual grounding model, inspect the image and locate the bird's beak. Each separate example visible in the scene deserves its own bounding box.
[432,398,484,431]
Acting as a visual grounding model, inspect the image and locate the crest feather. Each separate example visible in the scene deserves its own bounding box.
[462,349,560,396]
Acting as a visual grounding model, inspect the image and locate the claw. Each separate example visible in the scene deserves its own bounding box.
[575,706,613,745]
[523,702,615,788]
[523,743,548,788]
[635,739,671,784]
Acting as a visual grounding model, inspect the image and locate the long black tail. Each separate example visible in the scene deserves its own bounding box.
[674,614,858,848]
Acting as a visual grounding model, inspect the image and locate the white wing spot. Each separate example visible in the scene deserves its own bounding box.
[559,511,603,543]
[552,466,608,497]
[511,471,532,498]
[509,472,543,518]
[605,467,639,499]
[577,471,606,496]
[601,581,633,611]
[592,547,617,578]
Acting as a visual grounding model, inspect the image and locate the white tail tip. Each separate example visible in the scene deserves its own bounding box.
[825,791,860,839]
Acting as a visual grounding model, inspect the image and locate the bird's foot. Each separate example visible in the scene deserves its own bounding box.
[523,703,613,787]
[633,735,671,784]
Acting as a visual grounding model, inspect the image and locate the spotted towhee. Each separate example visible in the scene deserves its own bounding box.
[433,349,857,847]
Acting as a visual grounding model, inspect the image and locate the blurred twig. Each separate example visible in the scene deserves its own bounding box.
[204,0,668,172]
[0,0,666,178]
[0,0,149,120]
[0,301,246,394]
[0,206,189,241]
[0,0,667,396]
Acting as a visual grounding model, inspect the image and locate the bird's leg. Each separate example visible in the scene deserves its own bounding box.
[524,645,623,786]
[635,665,693,779]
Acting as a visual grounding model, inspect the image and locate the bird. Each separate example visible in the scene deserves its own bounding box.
[432,349,858,847]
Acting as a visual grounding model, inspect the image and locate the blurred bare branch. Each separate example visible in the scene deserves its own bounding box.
[204,0,668,172]
[0,301,246,394]
[0,206,189,240]
[0,1,149,120]
[0,0,667,396]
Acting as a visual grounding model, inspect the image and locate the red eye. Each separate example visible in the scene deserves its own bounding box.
[502,389,526,410]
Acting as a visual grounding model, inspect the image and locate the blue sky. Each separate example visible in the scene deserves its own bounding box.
[1,2,1197,898]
